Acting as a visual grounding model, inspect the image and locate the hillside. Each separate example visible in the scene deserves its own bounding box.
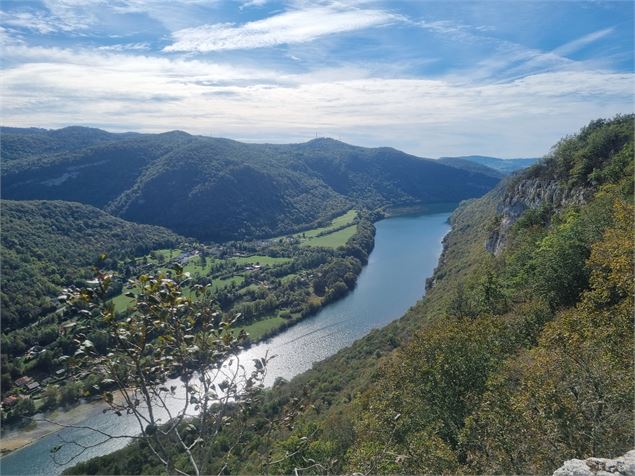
[65,115,633,475]
[0,200,184,330]
[440,155,538,174]
[437,156,505,179]
[0,126,136,162]
[1,129,499,241]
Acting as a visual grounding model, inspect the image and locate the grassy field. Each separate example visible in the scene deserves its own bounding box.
[294,209,357,239]
[235,316,287,341]
[182,257,217,275]
[111,292,134,312]
[330,209,358,228]
[281,273,299,283]
[230,255,291,266]
[302,224,357,248]
[138,248,182,265]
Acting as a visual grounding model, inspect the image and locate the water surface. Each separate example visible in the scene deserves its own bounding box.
[0,211,451,476]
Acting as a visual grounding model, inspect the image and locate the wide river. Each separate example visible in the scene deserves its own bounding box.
[0,210,451,476]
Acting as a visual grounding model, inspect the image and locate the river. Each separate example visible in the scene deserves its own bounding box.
[0,210,452,476]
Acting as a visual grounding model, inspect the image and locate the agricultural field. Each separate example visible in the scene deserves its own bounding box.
[301,224,358,248]
[235,315,287,341]
[294,209,357,239]
[230,255,291,266]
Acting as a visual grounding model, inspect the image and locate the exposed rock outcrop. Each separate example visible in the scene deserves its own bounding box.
[486,178,590,255]
[553,450,635,476]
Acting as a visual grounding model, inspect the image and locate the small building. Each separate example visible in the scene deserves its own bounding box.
[25,381,41,393]
[25,346,44,360]
[14,376,33,388]
[2,395,18,408]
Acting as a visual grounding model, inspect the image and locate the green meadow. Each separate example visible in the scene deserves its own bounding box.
[301,224,357,248]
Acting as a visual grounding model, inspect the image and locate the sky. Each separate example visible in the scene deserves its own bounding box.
[0,0,633,158]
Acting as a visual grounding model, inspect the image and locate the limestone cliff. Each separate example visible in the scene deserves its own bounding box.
[486,177,590,255]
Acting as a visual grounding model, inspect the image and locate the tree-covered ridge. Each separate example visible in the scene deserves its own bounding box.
[440,155,539,174]
[0,126,136,162]
[345,114,634,473]
[56,116,635,475]
[0,200,184,330]
[436,156,505,179]
[1,129,498,241]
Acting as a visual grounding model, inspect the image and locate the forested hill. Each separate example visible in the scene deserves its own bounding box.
[439,154,538,174]
[0,126,138,161]
[436,156,505,178]
[0,200,184,330]
[66,115,633,475]
[1,128,498,241]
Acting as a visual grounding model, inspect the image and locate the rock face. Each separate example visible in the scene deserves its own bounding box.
[553,450,635,476]
[486,178,590,255]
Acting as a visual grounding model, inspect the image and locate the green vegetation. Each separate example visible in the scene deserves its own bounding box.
[65,115,633,476]
[1,206,377,423]
[440,155,538,174]
[1,128,497,241]
[0,200,183,329]
[235,315,287,341]
[301,224,357,248]
[229,255,291,266]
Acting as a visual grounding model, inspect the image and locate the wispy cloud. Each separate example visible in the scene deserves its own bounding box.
[164,5,401,52]
[239,0,269,8]
[0,10,84,34]
[553,27,614,57]
[0,0,631,157]
[98,42,151,51]
[2,43,632,157]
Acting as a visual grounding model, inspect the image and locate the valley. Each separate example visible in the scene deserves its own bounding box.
[1,116,632,476]
[0,207,375,427]
[1,1,633,474]
[0,209,452,475]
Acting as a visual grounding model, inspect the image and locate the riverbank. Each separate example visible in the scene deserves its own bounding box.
[383,201,459,217]
[0,211,452,475]
[0,399,107,456]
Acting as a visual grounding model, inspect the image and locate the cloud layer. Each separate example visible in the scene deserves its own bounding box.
[164,5,400,52]
[1,0,632,157]
[2,41,632,157]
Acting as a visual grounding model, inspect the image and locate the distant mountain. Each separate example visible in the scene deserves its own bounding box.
[0,200,184,329]
[437,157,505,179]
[1,128,499,241]
[0,126,138,162]
[439,155,539,174]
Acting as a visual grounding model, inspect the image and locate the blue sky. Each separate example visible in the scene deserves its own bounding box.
[1,0,633,157]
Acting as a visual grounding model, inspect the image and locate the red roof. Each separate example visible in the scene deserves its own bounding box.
[2,396,18,407]
[14,376,33,387]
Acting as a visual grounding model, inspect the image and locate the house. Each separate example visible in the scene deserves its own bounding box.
[2,395,18,408]
[14,376,33,388]
[25,381,41,393]
[25,346,44,359]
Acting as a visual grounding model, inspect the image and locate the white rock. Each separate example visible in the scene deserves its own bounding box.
[553,450,635,476]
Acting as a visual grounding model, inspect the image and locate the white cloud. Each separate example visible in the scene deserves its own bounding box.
[1,43,632,157]
[97,42,151,51]
[553,27,614,57]
[0,10,83,34]
[239,0,269,8]
[164,5,401,52]
[40,0,103,30]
